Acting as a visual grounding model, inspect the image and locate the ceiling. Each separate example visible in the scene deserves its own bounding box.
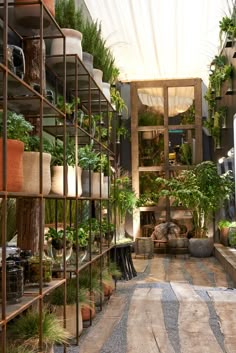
[84,0,233,87]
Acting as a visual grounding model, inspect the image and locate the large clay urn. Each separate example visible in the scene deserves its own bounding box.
[0,139,24,192]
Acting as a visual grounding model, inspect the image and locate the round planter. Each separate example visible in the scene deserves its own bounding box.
[51,166,82,196]
[219,227,229,246]
[54,304,83,338]
[0,138,24,192]
[82,52,93,75]
[50,28,83,61]
[81,292,95,322]
[67,166,82,197]
[92,172,104,198]
[102,82,111,102]
[93,68,103,89]
[22,152,51,195]
[102,175,109,198]
[188,237,214,257]
[81,169,92,197]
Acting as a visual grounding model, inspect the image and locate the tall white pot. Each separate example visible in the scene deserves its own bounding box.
[102,176,109,198]
[92,172,104,198]
[51,166,82,196]
[50,28,83,61]
[22,152,51,195]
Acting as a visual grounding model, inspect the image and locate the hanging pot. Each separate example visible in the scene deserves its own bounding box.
[0,138,24,192]
[22,152,51,195]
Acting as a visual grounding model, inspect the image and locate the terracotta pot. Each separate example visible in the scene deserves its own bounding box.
[0,138,24,192]
[220,227,229,246]
[22,152,51,195]
[15,0,55,16]
[81,292,95,322]
[54,303,83,337]
[50,28,83,61]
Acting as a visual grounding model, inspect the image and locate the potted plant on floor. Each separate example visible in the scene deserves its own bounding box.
[155,161,234,257]
[7,308,71,353]
[0,111,33,191]
[48,279,93,337]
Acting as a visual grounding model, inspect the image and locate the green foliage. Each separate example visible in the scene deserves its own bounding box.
[179,142,192,165]
[228,227,236,247]
[218,219,232,230]
[73,227,89,247]
[155,161,234,237]
[0,111,33,144]
[179,103,195,124]
[78,143,100,170]
[8,309,71,351]
[138,110,164,126]
[110,87,128,115]
[219,10,236,45]
[45,226,74,249]
[111,174,137,222]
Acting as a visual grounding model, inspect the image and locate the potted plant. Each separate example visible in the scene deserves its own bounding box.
[7,308,71,353]
[0,111,33,191]
[78,143,101,197]
[71,226,89,264]
[45,226,74,266]
[56,95,80,124]
[21,135,52,195]
[219,12,236,46]
[110,173,137,241]
[49,279,92,337]
[48,138,82,196]
[155,161,234,257]
[218,219,232,246]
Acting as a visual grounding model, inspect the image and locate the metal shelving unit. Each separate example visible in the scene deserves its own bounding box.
[0,1,116,351]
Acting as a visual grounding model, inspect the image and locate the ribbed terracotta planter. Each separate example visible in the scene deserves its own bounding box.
[220,227,229,246]
[15,0,55,16]
[22,152,51,195]
[50,28,83,61]
[0,138,24,192]
[81,292,95,322]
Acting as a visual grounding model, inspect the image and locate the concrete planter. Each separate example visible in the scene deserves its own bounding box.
[188,237,214,257]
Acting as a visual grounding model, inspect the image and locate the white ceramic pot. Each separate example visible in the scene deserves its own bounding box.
[102,175,109,198]
[22,152,51,195]
[93,68,103,89]
[50,28,83,61]
[51,165,82,196]
[82,52,93,75]
[67,166,82,197]
[81,169,92,197]
[102,82,111,102]
[92,172,104,198]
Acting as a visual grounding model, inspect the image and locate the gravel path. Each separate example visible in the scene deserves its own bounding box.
[55,256,236,353]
